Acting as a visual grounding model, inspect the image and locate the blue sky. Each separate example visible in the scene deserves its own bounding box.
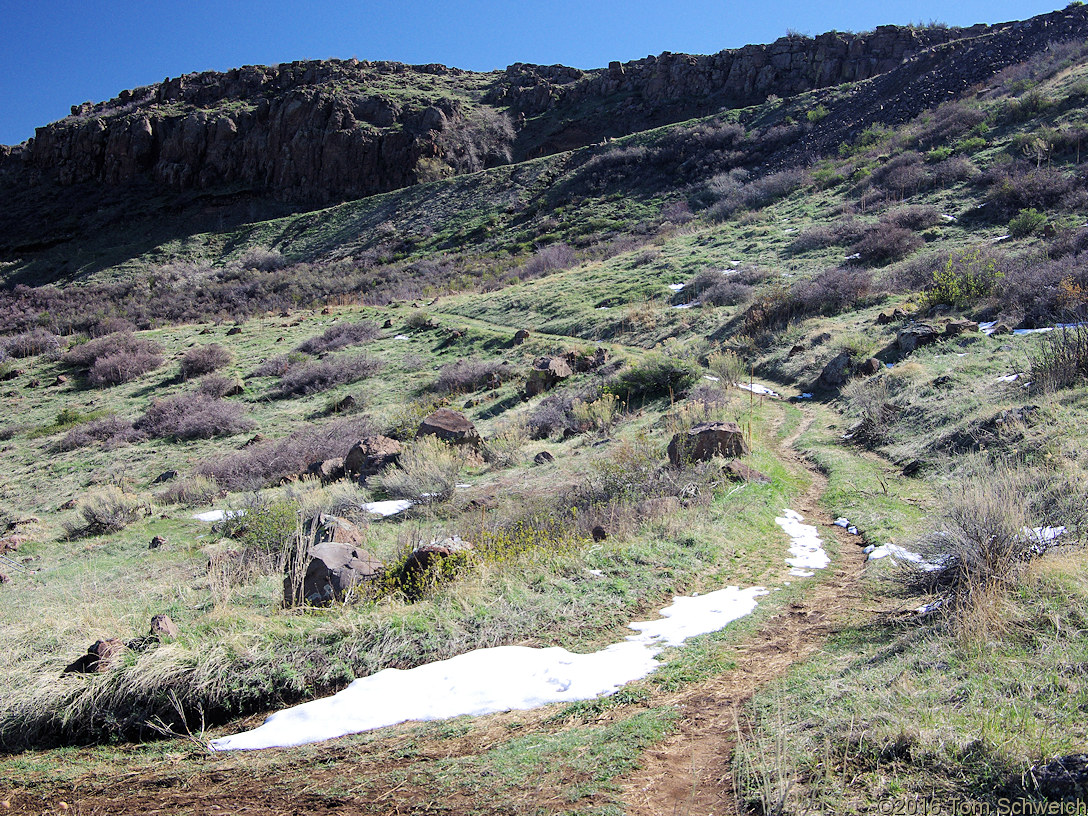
[0,1,1066,146]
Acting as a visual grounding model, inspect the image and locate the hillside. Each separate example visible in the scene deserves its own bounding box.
[3,5,1088,814]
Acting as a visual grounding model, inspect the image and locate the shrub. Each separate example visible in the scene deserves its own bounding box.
[431,359,516,394]
[570,393,623,435]
[746,267,874,332]
[72,487,150,535]
[1030,324,1088,390]
[179,344,232,379]
[605,353,699,403]
[924,246,1002,309]
[238,246,286,271]
[270,353,383,398]
[789,217,866,253]
[251,355,293,378]
[883,205,942,231]
[1008,207,1047,238]
[985,164,1077,218]
[851,226,923,266]
[371,435,463,504]
[57,415,137,451]
[64,332,164,386]
[483,419,529,467]
[806,105,828,124]
[4,329,60,358]
[198,417,375,490]
[708,350,747,385]
[527,386,600,439]
[136,394,254,441]
[512,244,576,282]
[196,374,244,398]
[706,169,804,220]
[404,311,435,331]
[157,475,220,506]
[295,320,380,355]
[678,268,767,307]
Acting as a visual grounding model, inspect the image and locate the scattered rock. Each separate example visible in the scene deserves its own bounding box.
[149,614,178,641]
[902,460,924,476]
[668,421,748,466]
[591,525,608,542]
[152,470,179,484]
[226,326,243,336]
[240,433,266,448]
[566,348,609,372]
[787,343,805,358]
[382,319,393,329]
[512,329,530,345]
[533,450,555,465]
[53,375,68,386]
[525,356,573,397]
[0,368,23,382]
[396,537,474,591]
[328,394,357,413]
[876,308,910,325]
[724,460,770,483]
[321,307,330,315]
[58,499,78,511]
[0,572,8,584]
[63,638,127,675]
[1027,754,1088,802]
[345,435,402,481]
[148,535,167,550]
[989,323,1011,336]
[25,379,39,388]
[284,515,382,607]
[819,352,853,389]
[856,357,883,376]
[306,457,345,484]
[897,323,940,353]
[418,409,481,447]
[944,318,980,336]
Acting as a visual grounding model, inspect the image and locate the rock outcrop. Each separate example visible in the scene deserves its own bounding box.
[524,357,573,397]
[667,421,748,466]
[418,409,481,447]
[284,514,382,607]
[344,435,402,481]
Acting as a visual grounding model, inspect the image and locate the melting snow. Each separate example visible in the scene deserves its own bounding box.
[672,301,699,309]
[193,509,245,523]
[865,543,943,571]
[738,382,780,398]
[209,584,767,751]
[362,500,413,517]
[776,510,829,577]
[394,334,410,340]
[668,283,687,291]
[704,375,721,382]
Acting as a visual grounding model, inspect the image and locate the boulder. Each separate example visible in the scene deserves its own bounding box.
[668,421,748,466]
[944,318,980,336]
[148,535,167,550]
[0,572,8,584]
[149,614,178,641]
[226,326,243,336]
[856,357,883,376]
[566,348,608,373]
[284,515,382,607]
[398,536,474,584]
[724,461,770,484]
[54,374,68,386]
[819,352,853,388]
[876,308,909,325]
[63,638,127,675]
[533,450,555,465]
[989,323,1011,336]
[306,457,345,484]
[897,323,940,353]
[525,357,573,397]
[382,319,394,329]
[418,409,481,447]
[787,343,805,358]
[512,329,530,345]
[591,525,609,542]
[152,470,179,484]
[345,435,402,481]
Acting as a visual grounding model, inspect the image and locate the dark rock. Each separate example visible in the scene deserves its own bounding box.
[566,348,608,372]
[513,329,530,345]
[63,638,127,675]
[724,460,770,483]
[0,572,8,584]
[284,515,382,607]
[787,343,805,358]
[398,536,474,585]
[897,323,940,353]
[533,450,555,465]
[148,535,167,550]
[525,357,573,397]
[933,374,953,386]
[306,457,345,484]
[902,459,924,476]
[25,379,39,388]
[668,421,748,466]
[149,614,178,640]
[856,357,883,376]
[944,318,979,336]
[241,433,266,448]
[989,323,1011,336]
[329,394,357,413]
[591,525,608,542]
[345,435,402,480]
[53,375,68,386]
[382,319,394,329]
[1027,753,1088,802]
[819,352,853,388]
[226,326,243,336]
[0,368,23,382]
[152,470,179,484]
[418,409,481,446]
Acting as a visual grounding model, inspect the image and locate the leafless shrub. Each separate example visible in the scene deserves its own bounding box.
[913,101,986,147]
[747,267,874,332]
[1030,323,1088,391]
[295,320,380,355]
[883,205,942,231]
[196,374,244,398]
[70,487,150,535]
[984,163,1078,218]
[238,246,286,271]
[790,217,867,252]
[64,332,164,386]
[180,344,232,379]
[197,417,375,490]
[706,169,804,221]
[270,354,384,398]
[57,416,137,451]
[851,226,923,266]
[251,355,293,378]
[528,385,602,439]
[931,155,980,185]
[157,475,221,506]
[678,268,769,307]
[3,329,60,358]
[136,394,254,441]
[371,436,463,504]
[512,244,577,282]
[432,359,516,394]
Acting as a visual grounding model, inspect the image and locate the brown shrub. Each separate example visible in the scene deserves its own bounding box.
[269,354,384,398]
[135,394,254,441]
[57,416,137,451]
[4,329,60,358]
[431,359,516,394]
[64,332,164,386]
[179,344,232,379]
[295,320,380,355]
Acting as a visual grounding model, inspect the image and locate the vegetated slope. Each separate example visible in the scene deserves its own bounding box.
[3,4,1088,282]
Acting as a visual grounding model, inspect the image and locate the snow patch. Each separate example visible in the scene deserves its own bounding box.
[668,283,687,291]
[738,382,780,398]
[362,500,413,517]
[193,509,245,523]
[866,543,943,571]
[776,509,830,577]
[209,584,768,751]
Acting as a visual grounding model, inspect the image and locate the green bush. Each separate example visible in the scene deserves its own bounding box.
[605,353,699,403]
[806,106,828,124]
[1008,207,1047,238]
[924,246,1002,309]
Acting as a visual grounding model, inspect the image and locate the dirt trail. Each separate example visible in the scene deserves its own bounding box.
[619,406,870,816]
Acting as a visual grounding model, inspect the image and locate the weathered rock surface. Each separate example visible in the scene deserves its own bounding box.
[284,514,382,607]
[525,357,573,397]
[1027,753,1088,802]
[418,408,481,446]
[897,323,940,353]
[397,536,474,586]
[533,450,555,465]
[63,638,126,675]
[667,421,748,466]
[819,352,853,389]
[306,456,345,484]
[944,318,980,336]
[724,461,770,484]
[344,435,402,480]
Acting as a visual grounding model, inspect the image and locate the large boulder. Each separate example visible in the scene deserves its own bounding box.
[524,357,573,397]
[395,536,474,595]
[305,457,345,484]
[418,409,481,447]
[897,323,940,353]
[1027,754,1088,802]
[283,515,383,607]
[566,347,609,373]
[944,318,980,337]
[818,352,853,389]
[668,421,748,466]
[344,435,402,481]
